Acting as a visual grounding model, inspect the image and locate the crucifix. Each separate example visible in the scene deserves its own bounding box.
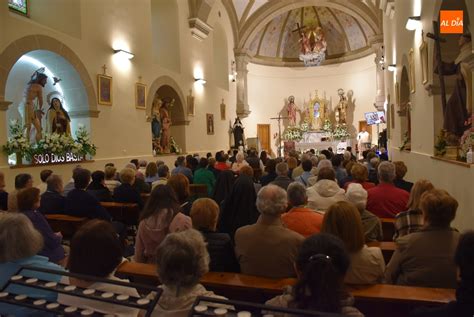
[270,114,290,158]
[102,64,108,76]
[292,23,306,35]
[427,21,447,111]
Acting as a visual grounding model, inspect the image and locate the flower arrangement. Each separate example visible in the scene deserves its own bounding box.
[283,126,304,141]
[74,125,96,157]
[434,129,447,156]
[332,124,350,140]
[459,129,473,161]
[2,121,97,163]
[322,119,333,134]
[2,120,32,159]
[399,131,411,151]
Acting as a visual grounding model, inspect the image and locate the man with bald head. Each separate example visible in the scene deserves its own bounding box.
[234,185,304,278]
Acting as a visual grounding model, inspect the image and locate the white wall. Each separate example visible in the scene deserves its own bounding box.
[0,0,236,190]
[384,0,474,231]
[246,54,381,155]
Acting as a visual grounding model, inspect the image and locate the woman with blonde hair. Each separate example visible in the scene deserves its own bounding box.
[190,198,239,272]
[393,179,434,239]
[322,201,385,284]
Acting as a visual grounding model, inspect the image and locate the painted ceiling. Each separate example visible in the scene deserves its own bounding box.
[247,6,376,65]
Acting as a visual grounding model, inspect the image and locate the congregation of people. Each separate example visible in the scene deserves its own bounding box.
[0,146,473,317]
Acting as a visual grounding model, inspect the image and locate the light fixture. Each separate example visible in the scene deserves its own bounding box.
[195,78,207,85]
[113,49,134,59]
[387,64,397,72]
[405,16,421,31]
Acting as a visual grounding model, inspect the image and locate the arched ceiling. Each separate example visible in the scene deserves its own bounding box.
[221,0,383,67]
[247,6,376,66]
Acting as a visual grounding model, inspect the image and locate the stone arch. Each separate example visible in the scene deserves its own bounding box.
[146,75,188,125]
[0,35,98,117]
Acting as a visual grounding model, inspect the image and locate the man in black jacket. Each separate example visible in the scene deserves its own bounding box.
[39,174,66,214]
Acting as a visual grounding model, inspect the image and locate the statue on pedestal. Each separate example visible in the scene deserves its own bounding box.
[151,92,162,152]
[24,68,47,142]
[231,117,245,149]
[160,98,173,154]
[335,88,348,125]
[287,95,298,126]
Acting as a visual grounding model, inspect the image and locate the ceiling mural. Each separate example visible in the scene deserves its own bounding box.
[247,6,376,65]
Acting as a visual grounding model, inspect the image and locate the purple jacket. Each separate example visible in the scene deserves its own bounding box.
[23,209,65,263]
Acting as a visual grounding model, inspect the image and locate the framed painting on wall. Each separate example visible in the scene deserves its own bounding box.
[8,0,28,16]
[220,99,226,120]
[97,74,112,106]
[135,83,146,109]
[206,113,214,135]
[408,48,416,93]
[419,36,429,84]
[187,89,195,116]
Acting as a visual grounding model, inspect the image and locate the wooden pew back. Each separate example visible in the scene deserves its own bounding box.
[101,202,140,225]
[45,214,87,239]
[381,217,395,241]
[189,184,208,198]
[115,262,455,317]
[366,241,396,263]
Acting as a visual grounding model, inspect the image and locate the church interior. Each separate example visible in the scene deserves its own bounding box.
[0,0,473,316]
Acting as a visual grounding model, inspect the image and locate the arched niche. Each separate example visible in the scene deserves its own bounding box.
[147,75,188,153]
[0,35,98,117]
[5,50,93,139]
[399,66,411,150]
[151,0,181,72]
[213,23,229,91]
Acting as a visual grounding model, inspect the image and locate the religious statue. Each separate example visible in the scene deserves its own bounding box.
[46,94,71,135]
[24,68,47,142]
[335,88,348,125]
[160,98,173,154]
[231,117,245,149]
[287,95,298,126]
[435,33,472,139]
[294,23,327,67]
[151,92,162,152]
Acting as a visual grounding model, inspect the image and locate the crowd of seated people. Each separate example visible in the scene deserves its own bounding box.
[0,146,472,317]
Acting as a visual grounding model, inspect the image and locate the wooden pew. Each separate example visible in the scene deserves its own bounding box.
[367,241,396,263]
[381,217,395,241]
[45,214,87,239]
[116,262,455,317]
[189,184,208,199]
[100,202,140,225]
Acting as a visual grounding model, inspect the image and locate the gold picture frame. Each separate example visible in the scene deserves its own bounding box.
[187,89,195,116]
[97,74,112,106]
[135,83,146,109]
[220,99,226,120]
[419,36,429,85]
[206,113,214,135]
[408,48,416,93]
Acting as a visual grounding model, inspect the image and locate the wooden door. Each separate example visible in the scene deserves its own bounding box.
[257,124,270,153]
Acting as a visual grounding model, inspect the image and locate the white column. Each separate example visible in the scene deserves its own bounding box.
[234,49,251,118]
[370,35,386,111]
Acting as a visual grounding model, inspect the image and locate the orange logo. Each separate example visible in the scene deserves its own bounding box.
[440,10,463,34]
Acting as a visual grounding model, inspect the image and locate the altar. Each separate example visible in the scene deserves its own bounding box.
[295,131,350,154]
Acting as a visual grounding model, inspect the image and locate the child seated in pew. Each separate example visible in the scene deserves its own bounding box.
[266,233,364,317]
[148,229,227,317]
[59,219,140,317]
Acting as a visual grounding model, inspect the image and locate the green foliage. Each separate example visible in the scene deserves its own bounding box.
[434,130,447,156]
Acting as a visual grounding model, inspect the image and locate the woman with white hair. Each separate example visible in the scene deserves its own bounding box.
[345,183,382,242]
[231,152,249,173]
[0,212,64,315]
[150,229,226,317]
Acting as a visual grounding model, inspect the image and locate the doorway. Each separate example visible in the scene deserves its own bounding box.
[257,124,271,154]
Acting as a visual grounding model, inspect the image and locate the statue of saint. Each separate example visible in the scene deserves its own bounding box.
[287,95,298,126]
[24,68,47,142]
[160,99,173,153]
[335,88,348,125]
[232,117,244,149]
[151,92,162,152]
[46,97,71,135]
[435,33,472,139]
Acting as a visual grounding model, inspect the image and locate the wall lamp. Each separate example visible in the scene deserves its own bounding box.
[387,64,397,72]
[406,16,421,31]
[195,78,207,85]
[113,49,134,59]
